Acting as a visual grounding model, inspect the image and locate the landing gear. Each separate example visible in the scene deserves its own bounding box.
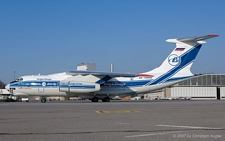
[102,97,110,102]
[41,97,46,103]
[91,96,111,102]
[91,97,99,102]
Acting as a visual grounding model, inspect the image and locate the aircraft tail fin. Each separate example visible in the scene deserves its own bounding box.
[142,34,219,84]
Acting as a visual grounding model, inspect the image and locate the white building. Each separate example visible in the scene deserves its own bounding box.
[144,74,225,100]
[0,89,10,94]
[77,63,96,71]
[0,89,17,100]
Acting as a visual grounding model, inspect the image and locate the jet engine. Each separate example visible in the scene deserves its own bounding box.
[59,81,100,93]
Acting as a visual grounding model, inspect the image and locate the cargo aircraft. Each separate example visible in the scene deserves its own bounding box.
[6,34,219,103]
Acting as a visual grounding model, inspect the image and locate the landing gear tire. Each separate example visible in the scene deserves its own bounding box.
[91,97,99,102]
[102,97,110,102]
[41,97,46,103]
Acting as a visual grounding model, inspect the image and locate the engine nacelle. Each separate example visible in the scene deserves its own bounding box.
[59,81,100,93]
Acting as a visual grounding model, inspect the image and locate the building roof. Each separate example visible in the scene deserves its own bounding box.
[177,74,225,86]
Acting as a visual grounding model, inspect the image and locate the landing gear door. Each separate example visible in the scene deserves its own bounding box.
[38,87,44,93]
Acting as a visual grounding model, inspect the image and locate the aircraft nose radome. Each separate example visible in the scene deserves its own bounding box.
[5,84,10,90]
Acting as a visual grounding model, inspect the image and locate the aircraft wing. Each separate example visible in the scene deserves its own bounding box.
[66,71,136,77]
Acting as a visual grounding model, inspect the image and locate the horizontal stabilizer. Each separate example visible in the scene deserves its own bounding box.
[166,34,219,43]
[178,34,219,42]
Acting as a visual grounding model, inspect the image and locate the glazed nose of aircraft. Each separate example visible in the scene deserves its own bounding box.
[5,84,10,91]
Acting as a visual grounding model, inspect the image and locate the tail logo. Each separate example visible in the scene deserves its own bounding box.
[168,54,180,66]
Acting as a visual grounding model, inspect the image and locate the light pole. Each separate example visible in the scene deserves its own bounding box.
[14,71,16,80]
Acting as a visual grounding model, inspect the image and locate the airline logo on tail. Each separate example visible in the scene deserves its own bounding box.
[168,54,180,66]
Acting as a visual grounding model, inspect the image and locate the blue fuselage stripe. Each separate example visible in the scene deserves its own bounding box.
[10,81,59,87]
[70,85,95,89]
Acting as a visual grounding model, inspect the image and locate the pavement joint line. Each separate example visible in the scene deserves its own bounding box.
[117,123,130,124]
[156,125,223,130]
[95,110,140,114]
[126,131,184,138]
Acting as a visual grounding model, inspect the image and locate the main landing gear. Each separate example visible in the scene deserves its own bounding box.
[91,96,110,102]
[102,97,110,102]
[41,97,46,103]
[91,97,99,102]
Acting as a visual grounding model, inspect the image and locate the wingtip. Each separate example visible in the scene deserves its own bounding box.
[136,74,154,77]
[208,34,219,37]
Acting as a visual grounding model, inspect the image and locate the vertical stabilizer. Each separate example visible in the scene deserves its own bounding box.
[143,34,219,84]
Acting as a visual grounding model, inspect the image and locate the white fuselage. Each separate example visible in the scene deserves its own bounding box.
[7,72,187,99]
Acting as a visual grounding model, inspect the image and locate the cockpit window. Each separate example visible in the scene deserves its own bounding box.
[10,78,23,84]
[16,78,23,82]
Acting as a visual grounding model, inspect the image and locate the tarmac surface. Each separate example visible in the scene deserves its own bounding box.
[0,100,225,141]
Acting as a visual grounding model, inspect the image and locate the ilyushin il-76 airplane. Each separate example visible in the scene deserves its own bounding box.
[6,34,219,103]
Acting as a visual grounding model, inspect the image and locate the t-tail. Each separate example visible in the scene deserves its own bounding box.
[142,34,219,85]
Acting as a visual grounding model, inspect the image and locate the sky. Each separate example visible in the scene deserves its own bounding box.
[0,0,224,84]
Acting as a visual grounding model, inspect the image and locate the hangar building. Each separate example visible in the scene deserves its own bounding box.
[144,74,225,100]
